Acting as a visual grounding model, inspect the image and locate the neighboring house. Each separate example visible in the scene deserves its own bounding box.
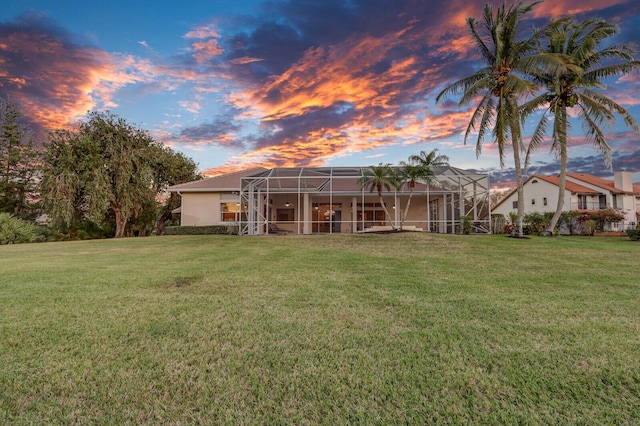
[168,166,491,235]
[492,171,640,231]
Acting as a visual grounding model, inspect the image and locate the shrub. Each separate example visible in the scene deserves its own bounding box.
[460,215,473,234]
[580,219,597,236]
[578,208,625,232]
[0,213,43,244]
[163,225,238,235]
[626,229,640,241]
[524,211,552,236]
[503,212,519,235]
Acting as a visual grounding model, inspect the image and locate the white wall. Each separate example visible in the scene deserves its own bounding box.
[493,178,570,217]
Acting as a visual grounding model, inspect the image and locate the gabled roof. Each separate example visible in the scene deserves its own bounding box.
[492,173,601,212]
[168,167,268,192]
[565,172,629,194]
[532,174,600,194]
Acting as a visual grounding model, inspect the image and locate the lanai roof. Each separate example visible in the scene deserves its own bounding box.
[168,167,267,192]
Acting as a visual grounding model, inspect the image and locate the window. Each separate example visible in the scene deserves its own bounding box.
[598,194,607,209]
[221,203,246,222]
[512,201,518,209]
[578,195,587,209]
[276,208,295,221]
[613,194,618,209]
[543,197,548,206]
[531,198,536,205]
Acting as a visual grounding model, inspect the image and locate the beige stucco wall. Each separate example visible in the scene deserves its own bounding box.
[180,193,221,226]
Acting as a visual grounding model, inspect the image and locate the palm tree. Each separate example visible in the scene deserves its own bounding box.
[436,0,561,237]
[358,163,399,230]
[523,18,640,234]
[397,149,450,230]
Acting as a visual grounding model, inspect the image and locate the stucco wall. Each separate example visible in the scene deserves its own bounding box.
[493,179,570,217]
[180,193,221,226]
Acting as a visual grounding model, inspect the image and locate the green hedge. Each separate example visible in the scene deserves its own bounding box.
[626,229,640,241]
[163,225,238,235]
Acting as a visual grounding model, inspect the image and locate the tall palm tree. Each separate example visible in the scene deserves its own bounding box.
[436,0,560,237]
[523,18,640,234]
[397,149,450,230]
[358,163,399,230]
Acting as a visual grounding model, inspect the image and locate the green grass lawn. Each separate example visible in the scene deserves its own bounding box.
[1,233,639,424]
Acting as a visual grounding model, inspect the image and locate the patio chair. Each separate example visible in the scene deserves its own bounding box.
[268,223,292,235]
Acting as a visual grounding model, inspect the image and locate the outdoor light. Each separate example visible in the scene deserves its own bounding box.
[285,201,290,207]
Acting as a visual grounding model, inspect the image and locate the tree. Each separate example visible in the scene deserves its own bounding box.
[523,18,640,234]
[148,145,201,236]
[358,163,399,230]
[0,96,39,219]
[397,149,449,230]
[436,0,562,237]
[41,111,191,238]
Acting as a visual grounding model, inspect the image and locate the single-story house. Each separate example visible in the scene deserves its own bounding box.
[168,166,491,235]
[492,171,640,231]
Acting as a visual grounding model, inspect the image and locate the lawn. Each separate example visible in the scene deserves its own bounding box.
[1,233,638,424]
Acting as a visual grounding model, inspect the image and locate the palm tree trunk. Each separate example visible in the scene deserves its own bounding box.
[378,193,396,230]
[546,109,567,235]
[511,113,525,238]
[400,187,415,230]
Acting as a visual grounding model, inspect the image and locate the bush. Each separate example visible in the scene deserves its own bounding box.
[524,211,552,236]
[460,215,472,234]
[580,219,597,236]
[577,208,625,232]
[0,213,43,244]
[163,225,238,235]
[626,229,640,241]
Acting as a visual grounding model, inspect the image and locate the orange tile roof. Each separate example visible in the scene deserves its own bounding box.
[565,172,622,193]
[492,173,606,212]
[532,174,601,194]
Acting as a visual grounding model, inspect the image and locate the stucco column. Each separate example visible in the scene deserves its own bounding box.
[351,197,358,233]
[303,192,311,234]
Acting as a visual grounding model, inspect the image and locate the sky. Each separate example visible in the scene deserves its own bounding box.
[1,0,639,188]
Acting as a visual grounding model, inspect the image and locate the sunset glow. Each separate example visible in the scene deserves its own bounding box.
[1,0,639,185]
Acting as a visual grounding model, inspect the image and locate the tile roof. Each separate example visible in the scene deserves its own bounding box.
[492,174,603,212]
[567,173,640,195]
[168,167,268,192]
[532,174,601,194]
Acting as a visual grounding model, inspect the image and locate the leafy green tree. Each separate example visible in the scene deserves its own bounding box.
[436,0,562,237]
[146,144,201,235]
[397,149,449,230]
[523,18,640,234]
[0,96,39,219]
[358,163,399,230]
[41,111,194,238]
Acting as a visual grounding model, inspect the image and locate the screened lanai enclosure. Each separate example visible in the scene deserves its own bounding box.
[238,167,491,235]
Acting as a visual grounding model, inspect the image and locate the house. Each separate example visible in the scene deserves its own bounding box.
[492,171,640,231]
[168,166,491,235]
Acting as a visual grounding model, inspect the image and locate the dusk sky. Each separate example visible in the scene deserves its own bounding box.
[1,0,639,187]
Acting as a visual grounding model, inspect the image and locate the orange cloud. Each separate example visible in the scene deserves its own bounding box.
[234,27,420,121]
[0,25,166,133]
[229,56,264,65]
[534,0,631,18]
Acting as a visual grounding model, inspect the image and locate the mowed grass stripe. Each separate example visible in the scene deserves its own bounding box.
[0,234,638,423]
